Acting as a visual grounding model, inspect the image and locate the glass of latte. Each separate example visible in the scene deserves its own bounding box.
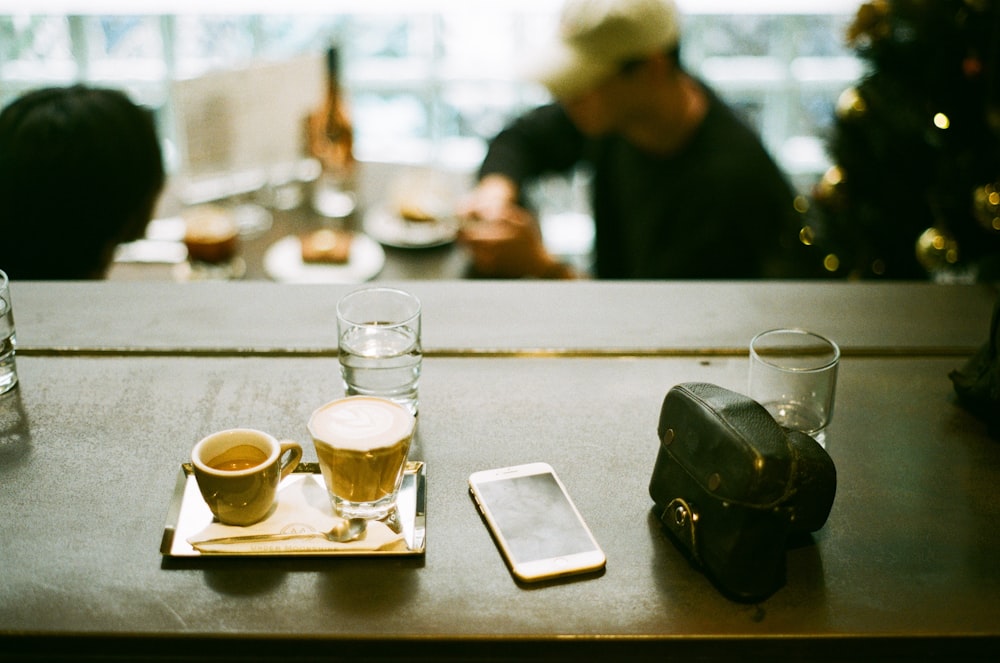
[308,396,415,520]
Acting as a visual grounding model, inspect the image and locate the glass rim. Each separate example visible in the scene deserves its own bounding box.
[336,286,421,327]
[749,328,840,372]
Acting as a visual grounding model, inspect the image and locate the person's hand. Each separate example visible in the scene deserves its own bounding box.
[457,204,545,278]
[457,175,576,279]
[456,174,517,220]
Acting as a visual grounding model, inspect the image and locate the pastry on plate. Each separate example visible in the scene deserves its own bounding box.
[300,228,353,264]
[398,203,437,224]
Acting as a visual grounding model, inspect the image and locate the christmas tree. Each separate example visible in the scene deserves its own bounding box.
[809,0,1000,281]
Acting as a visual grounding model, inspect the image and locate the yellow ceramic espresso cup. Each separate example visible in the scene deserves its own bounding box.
[191,428,302,526]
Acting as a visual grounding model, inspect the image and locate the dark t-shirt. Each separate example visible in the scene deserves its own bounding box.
[480,88,813,279]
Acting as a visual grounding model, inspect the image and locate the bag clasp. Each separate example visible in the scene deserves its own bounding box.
[662,497,701,564]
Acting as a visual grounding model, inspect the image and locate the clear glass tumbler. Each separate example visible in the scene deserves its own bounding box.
[337,286,422,415]
[0,271,18,395]
[749,328,839,447]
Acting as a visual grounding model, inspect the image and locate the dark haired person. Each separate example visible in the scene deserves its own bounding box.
[458,0,815,279]
[0,85,165,279]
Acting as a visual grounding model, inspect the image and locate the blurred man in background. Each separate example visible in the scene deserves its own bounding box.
[459,0,815,279]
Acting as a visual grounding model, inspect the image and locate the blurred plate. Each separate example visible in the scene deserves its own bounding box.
[363,206,460,249]
[263,232,384,283]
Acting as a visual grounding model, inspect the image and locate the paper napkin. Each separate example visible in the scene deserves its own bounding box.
[187,473,406,554]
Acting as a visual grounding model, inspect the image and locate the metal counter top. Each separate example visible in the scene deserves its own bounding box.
[1,281,998,662]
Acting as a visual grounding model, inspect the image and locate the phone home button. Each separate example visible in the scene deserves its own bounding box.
[553,557,568,568]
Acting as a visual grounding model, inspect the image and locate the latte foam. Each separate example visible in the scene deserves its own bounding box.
[309,396,414,451]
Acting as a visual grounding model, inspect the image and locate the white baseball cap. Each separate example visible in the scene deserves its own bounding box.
[527,0,681,99]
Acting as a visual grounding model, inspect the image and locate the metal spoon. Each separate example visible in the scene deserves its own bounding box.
[194,517,367,547]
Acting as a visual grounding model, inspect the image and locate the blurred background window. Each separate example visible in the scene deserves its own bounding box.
[0,1,861,191]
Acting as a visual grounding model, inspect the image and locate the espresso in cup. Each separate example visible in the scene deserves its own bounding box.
[191,429,302,526]
[206,444,269,471]
[308,396,415,520]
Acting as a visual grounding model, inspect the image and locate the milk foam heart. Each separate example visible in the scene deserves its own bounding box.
[309,396,413,450]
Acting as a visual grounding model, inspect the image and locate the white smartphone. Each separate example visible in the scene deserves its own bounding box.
[468,462,606,582]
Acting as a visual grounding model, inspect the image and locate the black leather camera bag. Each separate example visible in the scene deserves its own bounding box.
[649,382,836,602]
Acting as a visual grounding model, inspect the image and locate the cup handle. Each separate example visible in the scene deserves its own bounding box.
[277,440,303,481]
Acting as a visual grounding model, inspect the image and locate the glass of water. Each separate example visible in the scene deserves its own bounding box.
[748,328,839,448]
[337,287,422,415]
[0,270,18,394]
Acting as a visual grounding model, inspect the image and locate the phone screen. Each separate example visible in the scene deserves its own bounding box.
[470,463,605,581]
